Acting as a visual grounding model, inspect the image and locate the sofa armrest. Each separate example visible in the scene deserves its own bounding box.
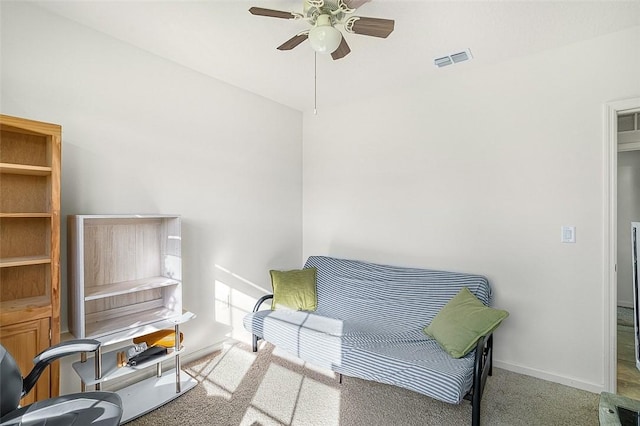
[468,333,493,426]
[251,294,274,352]
[253,294,274,312]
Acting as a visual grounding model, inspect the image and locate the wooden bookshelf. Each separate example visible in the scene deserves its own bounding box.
[0,114,61,403]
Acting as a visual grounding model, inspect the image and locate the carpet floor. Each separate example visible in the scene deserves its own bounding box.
[126,341,598,426]
[619,306,635,327]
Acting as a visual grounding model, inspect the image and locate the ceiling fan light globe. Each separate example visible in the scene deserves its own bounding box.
[309,26,342,54]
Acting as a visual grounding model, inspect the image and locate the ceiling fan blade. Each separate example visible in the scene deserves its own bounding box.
[277,33,309,51]
[343,0,370,9]
[331,37,351,60]
[350,17,395,38]
[249,7,297,19]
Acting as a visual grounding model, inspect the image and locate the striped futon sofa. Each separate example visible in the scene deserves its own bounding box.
[243,256,495,426]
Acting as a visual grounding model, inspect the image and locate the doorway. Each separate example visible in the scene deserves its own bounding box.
[604,98,640,394]
[616,114,640,398]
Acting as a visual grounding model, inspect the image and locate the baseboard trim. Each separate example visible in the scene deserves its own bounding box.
[182,342,225,365]
[618,301,634,309]
[493,360,604,394]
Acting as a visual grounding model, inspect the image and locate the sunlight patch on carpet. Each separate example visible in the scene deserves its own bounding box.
[240,407,284,426]
[200,378,232,400]
[304,361,339,379]
[271,346,338,378]
[291,377,340,426]
[247,362,341,426]
[251,363,303,423]
[272,346,305,366]
[188,343,256,399]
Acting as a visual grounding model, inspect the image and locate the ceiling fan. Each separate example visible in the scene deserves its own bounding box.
[249,0,395,60]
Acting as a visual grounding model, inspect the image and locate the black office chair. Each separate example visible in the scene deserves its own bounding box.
[0,340,123,426]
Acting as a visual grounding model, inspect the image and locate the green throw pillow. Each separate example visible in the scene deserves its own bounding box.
[270,268,317,311]
[424,287,508,358]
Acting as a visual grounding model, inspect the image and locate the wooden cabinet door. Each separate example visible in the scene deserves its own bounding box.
[0,318,50,405]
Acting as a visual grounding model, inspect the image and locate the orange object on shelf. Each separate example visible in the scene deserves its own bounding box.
[133,329,184,348]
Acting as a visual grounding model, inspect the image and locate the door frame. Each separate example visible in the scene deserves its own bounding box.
[604,97,640,392]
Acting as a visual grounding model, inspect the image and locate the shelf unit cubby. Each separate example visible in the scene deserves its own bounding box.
[68,215,183,341]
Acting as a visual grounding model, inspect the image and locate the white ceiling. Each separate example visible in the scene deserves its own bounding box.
[34,0,640,112]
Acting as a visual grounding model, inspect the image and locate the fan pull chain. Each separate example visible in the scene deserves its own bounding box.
[314,52,318,115]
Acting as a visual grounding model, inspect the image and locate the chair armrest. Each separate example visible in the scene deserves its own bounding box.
[253,294,274,312]
[22,339,101,397]
[33,339,101,364]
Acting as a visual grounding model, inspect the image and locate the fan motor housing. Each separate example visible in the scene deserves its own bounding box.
[304,0,348,25]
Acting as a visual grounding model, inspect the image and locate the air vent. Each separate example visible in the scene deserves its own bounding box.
[434,49,473,68]
[434,57,452,67]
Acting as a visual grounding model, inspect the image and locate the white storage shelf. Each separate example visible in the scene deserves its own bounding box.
[70,310,196,419]
[118,371,197,423]
[89,310,195,349]
[72,338,197,424]
[85,307,179,341]
[84,276,180,301]
[72,346,186,386]
[83,276,183,340]
[67,214,196,423]
[68,215,183,340]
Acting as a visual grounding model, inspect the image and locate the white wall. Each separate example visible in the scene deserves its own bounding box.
[1,2,302,391]
[303,26,640,392]
[618,150,640,307]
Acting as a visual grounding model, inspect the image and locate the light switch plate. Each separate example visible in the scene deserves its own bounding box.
[561,226,576,243]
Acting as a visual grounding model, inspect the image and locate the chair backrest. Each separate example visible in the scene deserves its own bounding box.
[0,345,23,418]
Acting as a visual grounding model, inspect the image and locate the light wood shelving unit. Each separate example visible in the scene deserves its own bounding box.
[67,214,196,423]
[0,114,62,404]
